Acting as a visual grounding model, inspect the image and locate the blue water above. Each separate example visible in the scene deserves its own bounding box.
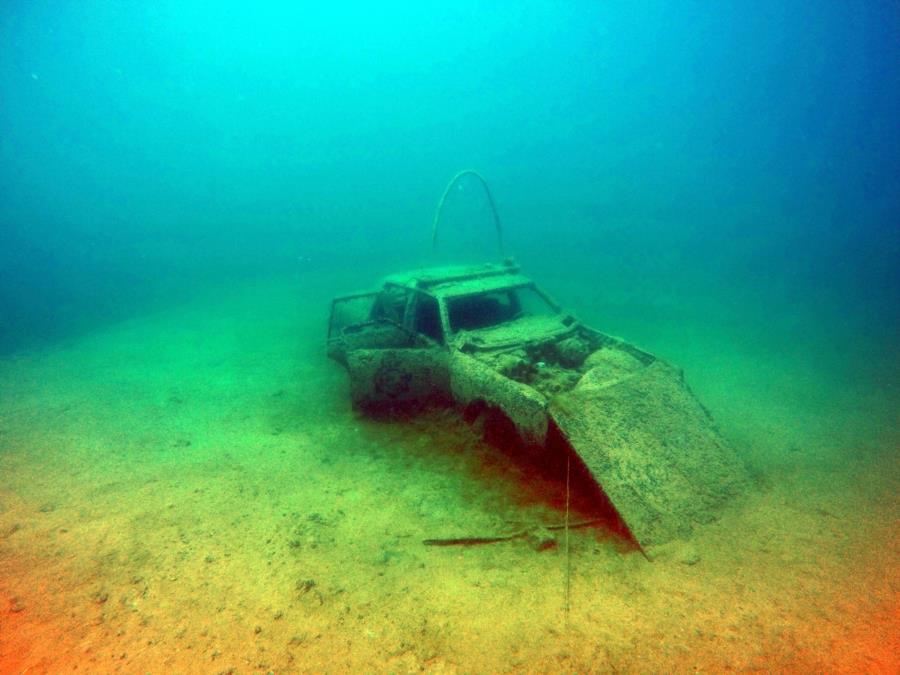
[1,1,897,365]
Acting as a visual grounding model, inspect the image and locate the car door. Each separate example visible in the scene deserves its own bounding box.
[328,291,405,362]
[343,288,451,410]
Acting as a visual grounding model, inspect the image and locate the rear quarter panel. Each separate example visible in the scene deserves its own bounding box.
[347,348,451,409]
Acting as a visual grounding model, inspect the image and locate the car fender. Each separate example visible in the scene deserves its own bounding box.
[449,351,548,445]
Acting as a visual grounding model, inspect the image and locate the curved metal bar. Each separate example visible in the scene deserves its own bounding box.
[431,169,503,254]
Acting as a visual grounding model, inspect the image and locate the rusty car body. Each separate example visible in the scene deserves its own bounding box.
[327,259,747,548]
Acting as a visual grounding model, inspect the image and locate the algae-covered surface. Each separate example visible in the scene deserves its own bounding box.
[1,276,897,673]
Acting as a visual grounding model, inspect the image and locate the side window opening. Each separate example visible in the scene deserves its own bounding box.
[414,294,443,344]
[370,286,410,326]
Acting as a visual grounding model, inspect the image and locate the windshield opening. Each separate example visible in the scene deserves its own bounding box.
[447,286,556,333]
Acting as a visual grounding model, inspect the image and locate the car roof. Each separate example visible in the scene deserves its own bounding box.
[383,261,533,298]
[430,274,533,298]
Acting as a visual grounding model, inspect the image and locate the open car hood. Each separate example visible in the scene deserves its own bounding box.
[548,359,749,548]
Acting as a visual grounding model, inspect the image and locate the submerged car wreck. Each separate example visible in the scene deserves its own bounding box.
[327,259,748,549]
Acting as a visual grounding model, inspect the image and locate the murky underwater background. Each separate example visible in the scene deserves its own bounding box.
[1,2,898,672]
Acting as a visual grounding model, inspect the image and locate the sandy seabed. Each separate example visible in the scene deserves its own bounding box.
[1,276,897,674]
